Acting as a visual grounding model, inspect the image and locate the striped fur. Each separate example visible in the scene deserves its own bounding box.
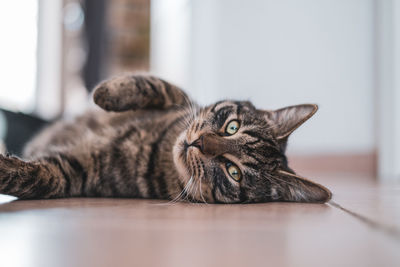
[0,74,331,203]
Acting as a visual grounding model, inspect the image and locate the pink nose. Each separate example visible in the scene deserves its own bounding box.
[197,133,231,157]
[190,136,204,151]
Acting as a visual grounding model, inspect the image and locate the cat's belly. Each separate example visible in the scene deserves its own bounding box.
[22,107,186,198]
[23,108,174,158]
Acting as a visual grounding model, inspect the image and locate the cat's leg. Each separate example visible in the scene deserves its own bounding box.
[0,154,83,199]
[93,74,191,112]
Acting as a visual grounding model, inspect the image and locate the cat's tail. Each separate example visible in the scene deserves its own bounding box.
[0,154,82,199]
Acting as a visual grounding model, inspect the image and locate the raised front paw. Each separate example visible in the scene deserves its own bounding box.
[93,74,188,112]
[0,155,27,194]
[93,75,147,112]
[0,154,26,176]
[93,85,117,111]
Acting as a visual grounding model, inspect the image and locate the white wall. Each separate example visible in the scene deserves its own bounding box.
[151,0,375,155]
[376,0,400,181]
[36,0,63,120]
[0,1,38,113]
[151,0,192,89]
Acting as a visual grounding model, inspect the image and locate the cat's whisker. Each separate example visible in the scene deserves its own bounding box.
[192,179,198,202]
[168,176,194,204]
[198,175,208,204]
[185,154,194,201]
[168,190,184,204]
[183,177,195,202]
[186,174,196,202]
[188,165,200,203]
[169,149,195,204]
[189,180,197,202]
[181,176,195,201]
[180,169,195,201]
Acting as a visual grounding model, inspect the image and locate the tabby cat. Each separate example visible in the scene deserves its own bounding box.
[0,74,331,203]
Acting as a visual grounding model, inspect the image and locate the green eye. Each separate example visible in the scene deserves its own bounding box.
[226,162,242,182]
[225,120,240,135]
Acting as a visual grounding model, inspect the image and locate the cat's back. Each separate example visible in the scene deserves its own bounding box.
[23,107,186,159]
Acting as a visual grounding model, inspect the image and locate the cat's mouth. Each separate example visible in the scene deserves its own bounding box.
[173,131,192,181]
[178,141,202,176]
[172,130,213,202]
[173,131,205,181]
[183,138,203,155]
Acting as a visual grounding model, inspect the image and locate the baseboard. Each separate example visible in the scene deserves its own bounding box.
[287,152,376,175]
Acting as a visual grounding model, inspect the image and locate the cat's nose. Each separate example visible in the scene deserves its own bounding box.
[189,136,204,151]
[199,133,230,157]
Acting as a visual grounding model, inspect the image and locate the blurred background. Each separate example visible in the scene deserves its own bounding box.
[0,0,399,182]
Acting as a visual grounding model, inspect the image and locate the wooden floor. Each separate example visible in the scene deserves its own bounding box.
[0,171,399,267]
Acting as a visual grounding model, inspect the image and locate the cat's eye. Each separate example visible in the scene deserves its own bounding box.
[225,120,240,135]
[226,162,242,182]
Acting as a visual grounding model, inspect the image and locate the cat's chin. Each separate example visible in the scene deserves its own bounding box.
[172,131,191,185]
[173,130,214,203]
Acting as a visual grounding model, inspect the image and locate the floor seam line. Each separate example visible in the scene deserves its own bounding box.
[328,200,400,242]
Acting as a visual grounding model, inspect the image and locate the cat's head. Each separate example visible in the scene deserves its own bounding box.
[173,101,332,203]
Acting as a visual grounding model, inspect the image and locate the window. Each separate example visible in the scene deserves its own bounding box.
[0,1,38,113]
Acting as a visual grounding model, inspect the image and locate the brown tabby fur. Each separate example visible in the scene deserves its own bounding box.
[0,74,332,203]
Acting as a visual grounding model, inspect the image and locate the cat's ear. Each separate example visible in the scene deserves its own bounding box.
[272,170,332,203]
[263,104,318,140]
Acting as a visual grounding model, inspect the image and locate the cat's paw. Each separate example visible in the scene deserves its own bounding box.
[93,75,141,111]
[0,154,20,191]
[0,154,41,198]
[93,85,115,111]
[0,155,37,181]
[0,154,24,174]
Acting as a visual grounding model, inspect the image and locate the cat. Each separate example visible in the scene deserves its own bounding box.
[0,74,331,203]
